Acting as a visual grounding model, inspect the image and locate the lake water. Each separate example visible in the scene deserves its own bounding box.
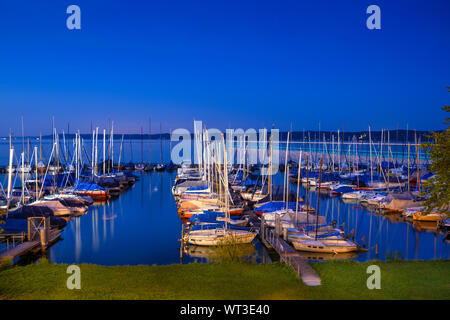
[1,139,448,265]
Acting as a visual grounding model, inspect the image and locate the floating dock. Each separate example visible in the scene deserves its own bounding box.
[257,218,321,287]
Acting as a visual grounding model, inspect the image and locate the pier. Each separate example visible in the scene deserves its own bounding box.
[0,217,62,262]
[258,216,321,286]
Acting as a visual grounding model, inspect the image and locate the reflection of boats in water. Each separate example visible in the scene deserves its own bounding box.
[298,251,360,261]
[383,213,405,224]
[412,221,439,232]
[186,243,256,260]
[102,214,117,221]
[186,245,216,259]
[92,200,109,207]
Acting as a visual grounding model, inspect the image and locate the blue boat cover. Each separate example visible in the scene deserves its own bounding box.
[254,201,298,214]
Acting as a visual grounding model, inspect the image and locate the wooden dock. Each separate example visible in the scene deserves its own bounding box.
[0,229,62,261]
[257,217,322,286]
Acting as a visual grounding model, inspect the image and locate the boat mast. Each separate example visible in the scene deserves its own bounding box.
[415,131,420,197]
[283,131,290,203]
[337,129,341,173]
[21,152,24,205]
[6,138,14,218]
[149,118,151,165]
[407,142,410,192]
[35,146,38,201]
[160,123,163,165]
[305,153,310,235]
[315,157,323,241]
[103,129,106,174]
[295,151,302,225]
[118,134,124,169]
[369,126,373,184]
[387,130,390,191]
[221,134,229,231]
[111,121,114,173]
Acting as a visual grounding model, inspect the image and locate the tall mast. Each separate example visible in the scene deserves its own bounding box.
[295,151,302,225]
[283,131,290,203]
[118,134,124,169]
[6,139,14,217]
[35,146,38,201]
[103,129,106,174]
[315,157,323,240]
[369,126,373,184]
[21,152,25,205]
[111,121,114,173]
[160,123,163,164]
[305,153,310,235]
[415,131,420,197]
[149,118,152,165]
[338,129,341,173]
[141,126,144,163]
[21,116,25,160]
[407,142,410,192]
[221,134,229,231]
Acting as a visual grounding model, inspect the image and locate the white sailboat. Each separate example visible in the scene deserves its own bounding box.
[291,158,359,254]
[186,135,256,246]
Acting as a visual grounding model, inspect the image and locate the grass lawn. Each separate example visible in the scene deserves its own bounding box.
[0,259,449,299]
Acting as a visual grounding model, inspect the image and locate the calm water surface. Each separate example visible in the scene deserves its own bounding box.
[1,140,448,265]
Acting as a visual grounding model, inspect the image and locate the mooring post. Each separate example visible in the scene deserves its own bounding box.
[283,227,288,241]
[342,222,345,234]
[362,235,366,248]
[275,215,280,236]
[27,218,31,241]
[375,243,379,258]
[352,229,355,241]
[261,216,265,242]
[40,227,47,250]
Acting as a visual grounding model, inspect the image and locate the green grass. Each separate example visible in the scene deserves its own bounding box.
[0,259,449,300]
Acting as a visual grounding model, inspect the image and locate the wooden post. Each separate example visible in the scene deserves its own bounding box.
[180,223,185,262]
[352,229,355,241]
[283,227,288,241]
[362,235,366,248]
[27,218,31,241]
[261,216,265,242]
[40,227,47,250]
[375,243,379,258]
[342,222,345,234]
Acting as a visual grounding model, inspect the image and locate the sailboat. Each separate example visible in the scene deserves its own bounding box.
[291,157,359,254]
[135,127,146,170]
[186,136,256,246]
[155,123,166,171]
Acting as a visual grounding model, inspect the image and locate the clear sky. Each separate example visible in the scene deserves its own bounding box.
[0,0,449,135]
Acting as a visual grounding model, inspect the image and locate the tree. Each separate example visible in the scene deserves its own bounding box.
[421,87,450,215]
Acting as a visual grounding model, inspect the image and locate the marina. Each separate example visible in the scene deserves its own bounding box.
[0,128,448,268]
[0,1,449,303]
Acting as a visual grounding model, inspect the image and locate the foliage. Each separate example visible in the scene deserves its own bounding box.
[421,87,450,215]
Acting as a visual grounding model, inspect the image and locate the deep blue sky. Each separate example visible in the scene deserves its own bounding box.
[0,0,449,135]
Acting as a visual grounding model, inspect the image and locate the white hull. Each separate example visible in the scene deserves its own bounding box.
[292,239,358,253]
[187,229,256,246]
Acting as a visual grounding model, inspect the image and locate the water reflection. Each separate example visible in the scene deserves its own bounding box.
[43,172,450,265]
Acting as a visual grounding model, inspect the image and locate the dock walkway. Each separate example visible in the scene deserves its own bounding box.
[257,220,321,286]
[0,229,62,261]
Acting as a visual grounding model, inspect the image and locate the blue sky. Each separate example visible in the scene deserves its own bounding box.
[0,0,449,135]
